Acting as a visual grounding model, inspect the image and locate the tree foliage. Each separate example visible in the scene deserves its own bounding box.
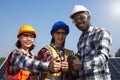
[109,54,112,57]
[115,48,120,57]
[0,57,6,66]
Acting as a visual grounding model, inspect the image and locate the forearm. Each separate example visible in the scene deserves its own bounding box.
[84,53,108,70]
[11,52,49,72]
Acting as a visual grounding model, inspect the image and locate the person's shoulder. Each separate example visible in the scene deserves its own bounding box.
[43,45,52,50]
[38,45,50,54]
[94,26,110,33]
[64,48,71,51]
[10,48,22,54]
[7,48,22,59]
[64,48,74,55]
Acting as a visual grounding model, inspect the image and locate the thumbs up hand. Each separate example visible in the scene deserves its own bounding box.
[71,54,82,70]
[48,57,61,73]
[61,55,69,72]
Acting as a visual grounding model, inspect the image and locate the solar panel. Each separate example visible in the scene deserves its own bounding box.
[0,57,120,80]
[109,58,120,80]
[0,58,7,79]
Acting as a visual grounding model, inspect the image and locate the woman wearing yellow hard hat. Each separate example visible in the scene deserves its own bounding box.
[3,25,61,80]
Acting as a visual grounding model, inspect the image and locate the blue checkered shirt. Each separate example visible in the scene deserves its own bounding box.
[77,26,112,80]
[8,49,49,75]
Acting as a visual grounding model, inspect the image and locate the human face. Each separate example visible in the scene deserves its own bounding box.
[53,28,67,47]
[72,12,90,32]
[18,33,35,49]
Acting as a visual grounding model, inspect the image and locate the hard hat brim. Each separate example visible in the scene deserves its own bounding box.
[17,31,36,38]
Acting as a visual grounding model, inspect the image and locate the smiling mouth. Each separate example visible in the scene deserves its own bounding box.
[78,24,84,28]
[25,42,32,45]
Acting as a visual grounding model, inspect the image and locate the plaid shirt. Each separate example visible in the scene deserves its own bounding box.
[38,44,73,80]
[8,49,49,75]
[39,44,68,62]
[77,26,112,80]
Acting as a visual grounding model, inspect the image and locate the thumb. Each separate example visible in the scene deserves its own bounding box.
[55,56,61,62]
[64,55,67,62]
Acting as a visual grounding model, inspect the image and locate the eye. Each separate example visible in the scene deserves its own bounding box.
[55,32,66,35]
[22,34,35,38]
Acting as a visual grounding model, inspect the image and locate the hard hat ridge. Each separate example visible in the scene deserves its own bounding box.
[17,25,36,38]
[50,21,69,35]
[70,5,90,18]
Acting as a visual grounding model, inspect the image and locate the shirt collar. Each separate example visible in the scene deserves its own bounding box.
[87,26,94,33]
[21,49,26,54]
[51,43,64,50]
[81,26,94,36]
[21,49,34,55]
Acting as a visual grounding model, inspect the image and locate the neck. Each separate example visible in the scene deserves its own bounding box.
[53,42,63,48]
[20,48,29,54]
[56,44,62,48]
[83,31,88,35]
[82,25,90,34]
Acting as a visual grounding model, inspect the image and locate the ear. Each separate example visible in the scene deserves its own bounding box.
[88,14,91,20]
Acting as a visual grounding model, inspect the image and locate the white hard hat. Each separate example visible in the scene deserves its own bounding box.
[70,5,90,18]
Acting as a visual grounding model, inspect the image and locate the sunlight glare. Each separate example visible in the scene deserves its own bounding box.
[109,1,120,18]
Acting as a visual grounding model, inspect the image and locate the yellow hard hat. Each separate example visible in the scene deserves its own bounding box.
[17,25,36,38]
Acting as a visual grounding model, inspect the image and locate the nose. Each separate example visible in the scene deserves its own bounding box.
[76,18,82,23]
[26,36,31,40]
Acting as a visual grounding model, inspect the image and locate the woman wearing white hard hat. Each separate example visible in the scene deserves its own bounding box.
[69,5,112,80]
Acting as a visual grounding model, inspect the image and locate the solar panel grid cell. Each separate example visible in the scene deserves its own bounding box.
[109,58,120,80]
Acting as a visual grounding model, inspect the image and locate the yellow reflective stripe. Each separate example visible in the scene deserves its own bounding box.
[47,46,58,58]
[64,48,68,56]
[48,46,68,57]
[47,46,61,77]
[44,46,68,78]
[53,72,61,77]
[43,78,51,80]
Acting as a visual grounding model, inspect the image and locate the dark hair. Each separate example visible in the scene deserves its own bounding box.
[50,28,65,47]
[15,40,35,51]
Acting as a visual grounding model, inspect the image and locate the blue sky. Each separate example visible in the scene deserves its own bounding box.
[0,0,120,57]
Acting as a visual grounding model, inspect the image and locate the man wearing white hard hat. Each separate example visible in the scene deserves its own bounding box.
[69,5,112,80]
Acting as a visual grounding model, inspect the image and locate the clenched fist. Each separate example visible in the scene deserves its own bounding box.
[48,60,61,73]
[71,54,82,70]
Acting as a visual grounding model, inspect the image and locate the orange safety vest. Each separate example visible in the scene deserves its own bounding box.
[39,46,69,80]
[4,69,31,80]
[3,50,35,80]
